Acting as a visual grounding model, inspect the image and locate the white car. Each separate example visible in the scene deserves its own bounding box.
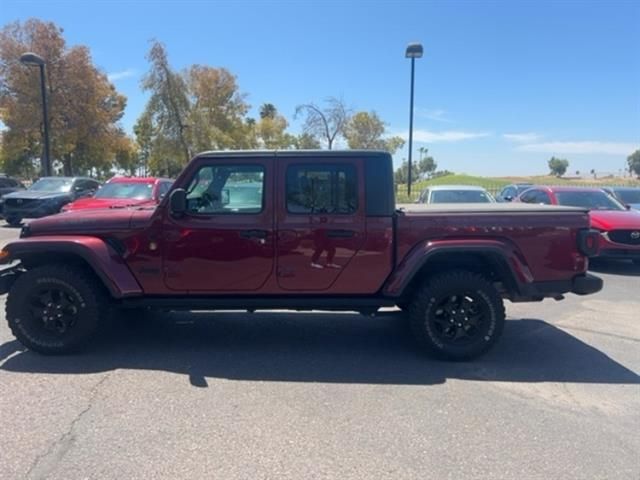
[417,185,496,204]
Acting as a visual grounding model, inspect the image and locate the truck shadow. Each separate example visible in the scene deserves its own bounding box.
[589,259,640,276]
[1,312,638,387]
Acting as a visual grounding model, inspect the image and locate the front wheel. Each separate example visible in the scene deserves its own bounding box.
[5,215,22,226]
[408,271,505,361]
[6,264,107,354]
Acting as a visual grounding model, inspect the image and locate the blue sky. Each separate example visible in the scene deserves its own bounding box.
[1,0,639,176]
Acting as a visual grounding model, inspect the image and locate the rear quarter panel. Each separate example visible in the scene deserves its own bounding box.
[395,210,590,283]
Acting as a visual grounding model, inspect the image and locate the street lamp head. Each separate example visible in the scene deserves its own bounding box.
[405,43,423,59]
[20,52,45,67]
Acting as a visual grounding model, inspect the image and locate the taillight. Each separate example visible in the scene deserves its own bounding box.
[577,229,600,257]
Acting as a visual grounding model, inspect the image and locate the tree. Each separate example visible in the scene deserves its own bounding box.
[343,111,405,154]
[628,150,640,178]
[185,64,252,151]
[0,19,127,177]
[255,103,296,149]
[417,147,437,179]
[548,157,569,177]
[138,44,256,175]
[295,97,350,149]
[140,40,191,173]
[294,132,321,149]
[394,159,419,185]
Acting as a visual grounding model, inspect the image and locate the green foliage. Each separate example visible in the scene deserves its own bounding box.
[343,111,405,154]
[255,103,296,149]
[294,133,321,149]
[628,150,640,177]
[0,18,128,177]
[417,147,437,179]
[548,156,569,177]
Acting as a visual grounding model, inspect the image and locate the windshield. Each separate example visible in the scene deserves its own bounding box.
[615,189,640,204]
[555,191,625,210]
[29,178,73,193]
[96,182,153,200]
[431,190,493,203]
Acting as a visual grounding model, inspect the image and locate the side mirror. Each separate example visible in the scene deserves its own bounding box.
[169,188,186,217]
[625,204,631,210]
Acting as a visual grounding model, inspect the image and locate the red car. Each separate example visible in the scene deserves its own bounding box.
[61,177,173,212]
[517,186,640,264]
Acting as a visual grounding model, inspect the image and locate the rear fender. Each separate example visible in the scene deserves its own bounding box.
[383,239,530,298]
[1,236,142,298]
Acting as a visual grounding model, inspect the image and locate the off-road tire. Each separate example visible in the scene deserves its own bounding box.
[408,271,505,361]
[6,264,108,354]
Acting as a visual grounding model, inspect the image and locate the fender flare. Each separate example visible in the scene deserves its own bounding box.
[383,239,530,298]
[2,236,143,298]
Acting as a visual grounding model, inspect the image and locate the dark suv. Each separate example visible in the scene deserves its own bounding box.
[2,176,100,226]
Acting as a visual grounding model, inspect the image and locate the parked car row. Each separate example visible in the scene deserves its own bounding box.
[0,176,173,226]
[415,183,640,265]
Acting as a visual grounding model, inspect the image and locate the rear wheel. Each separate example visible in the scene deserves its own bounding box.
[6,264,107,354]
[408,271,505,361]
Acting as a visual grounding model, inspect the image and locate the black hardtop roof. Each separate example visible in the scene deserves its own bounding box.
[195,149,392,160]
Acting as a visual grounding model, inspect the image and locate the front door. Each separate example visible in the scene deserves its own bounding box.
[276,158,366,291]
[162,159,274,292]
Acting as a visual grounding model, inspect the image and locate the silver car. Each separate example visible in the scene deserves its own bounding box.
[417,185,496,204]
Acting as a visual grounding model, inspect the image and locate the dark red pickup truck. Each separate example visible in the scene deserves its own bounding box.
[0,150,603,360]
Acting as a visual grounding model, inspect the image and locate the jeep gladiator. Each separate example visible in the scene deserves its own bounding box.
[0,150,603,360]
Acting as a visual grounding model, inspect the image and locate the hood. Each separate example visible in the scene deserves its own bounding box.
[25,207,155,237]
[62,197,154,212]
[589,209,640,230]
[3,190,71,201]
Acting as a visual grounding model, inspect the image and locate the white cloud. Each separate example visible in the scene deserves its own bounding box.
[107,69,137,82]
[418,108,452,123]
[516,141,638,155]
[503,132,541,143]
[399,129,491,143]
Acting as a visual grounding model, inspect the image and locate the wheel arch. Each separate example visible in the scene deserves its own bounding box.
[3,236,142,299]
[384,241,524,300]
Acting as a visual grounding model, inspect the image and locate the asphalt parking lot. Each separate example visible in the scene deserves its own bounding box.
[0,224,638,480]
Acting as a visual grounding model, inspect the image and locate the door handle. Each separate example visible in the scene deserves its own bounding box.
[240,229,269,239]
[326,229,356,238]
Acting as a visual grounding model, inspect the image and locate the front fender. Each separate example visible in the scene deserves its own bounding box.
[1,236,143,298]
[382,239,531,297]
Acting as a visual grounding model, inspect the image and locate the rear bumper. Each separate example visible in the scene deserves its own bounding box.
[571,273,604,295]
[514,273,603,301]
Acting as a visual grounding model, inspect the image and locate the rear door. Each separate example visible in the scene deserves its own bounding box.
[162,158,275,292]
[276,157,366,291]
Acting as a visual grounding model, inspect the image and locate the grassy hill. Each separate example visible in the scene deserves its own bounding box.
[396,173,640,202]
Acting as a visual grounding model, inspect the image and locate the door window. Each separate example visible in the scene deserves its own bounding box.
[185,164,264,214]
[286,164,358,214]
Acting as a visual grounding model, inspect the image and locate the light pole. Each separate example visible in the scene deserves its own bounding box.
[20,52,52,177]
[405,43,423,197]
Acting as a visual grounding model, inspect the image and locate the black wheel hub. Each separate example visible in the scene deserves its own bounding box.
[430,293,487,345]
[28,288,80,334]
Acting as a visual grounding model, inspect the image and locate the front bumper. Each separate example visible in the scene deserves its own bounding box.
[2,202,60,219]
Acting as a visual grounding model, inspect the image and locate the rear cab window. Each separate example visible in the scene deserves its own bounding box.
[285,164,358,214]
